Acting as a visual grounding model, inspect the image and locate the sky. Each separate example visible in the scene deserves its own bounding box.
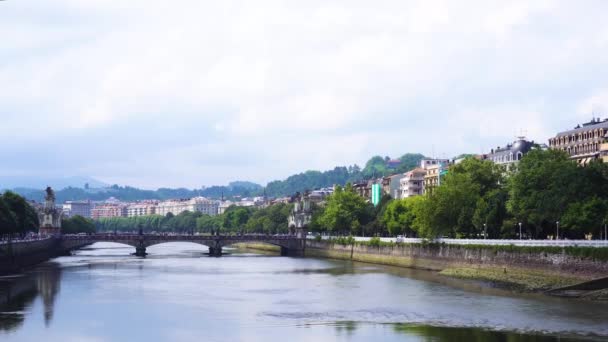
[1,0,608,189]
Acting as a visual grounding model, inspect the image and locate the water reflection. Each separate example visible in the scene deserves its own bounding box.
[0,243,606,342]
[0,263,60,331]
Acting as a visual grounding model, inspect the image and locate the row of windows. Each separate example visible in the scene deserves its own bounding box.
[557,143,600,156]
[491,152,523,163]
[550,128,605,146]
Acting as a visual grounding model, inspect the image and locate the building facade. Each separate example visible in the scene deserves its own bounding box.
[485,137,537,171]
[91,204,127,219]
[548,118,608,165]
[156,197,219,216]
[423,164,442,195]
[382,174,404,199]
[62,200,92,218]
[420,158,450,170]
[399,168,426,198]
[126,203,157,217]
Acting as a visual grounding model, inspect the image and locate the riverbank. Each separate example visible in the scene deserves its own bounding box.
[232,242,282,253]
[305,240,608,295]
[0,238,60,275]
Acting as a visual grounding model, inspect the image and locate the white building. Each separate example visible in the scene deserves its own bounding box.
[419,158,450,169]
[62,200,92,218]
[398,168,427,199]
[156,197,219,216]
[126,203,157,217]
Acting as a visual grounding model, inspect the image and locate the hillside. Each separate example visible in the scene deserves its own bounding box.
[8,153,426,202]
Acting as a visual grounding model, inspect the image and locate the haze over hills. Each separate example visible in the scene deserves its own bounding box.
[0,176,109,191]
[5,153,428,203]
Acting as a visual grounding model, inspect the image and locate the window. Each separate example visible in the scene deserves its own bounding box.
[517,152,523,160]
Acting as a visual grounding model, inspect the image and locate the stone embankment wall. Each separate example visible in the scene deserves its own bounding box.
[0,238,60,274]
[305,240,608,278]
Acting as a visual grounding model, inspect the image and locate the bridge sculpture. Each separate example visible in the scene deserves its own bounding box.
[61,231,306,257]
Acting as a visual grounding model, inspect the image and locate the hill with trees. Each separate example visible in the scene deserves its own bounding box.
[8,153,426,202]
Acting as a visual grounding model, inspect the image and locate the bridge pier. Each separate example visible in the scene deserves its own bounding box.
[208,246,222,257]
[135,246,147,257]
[280,246,304,257]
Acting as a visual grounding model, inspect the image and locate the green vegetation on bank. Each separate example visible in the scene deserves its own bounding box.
[0,191,39,236]
[439,267,584,291]
[309,149,608,240]
[318,238,608,261]
[95,203,296,234]
[61,215,96,234]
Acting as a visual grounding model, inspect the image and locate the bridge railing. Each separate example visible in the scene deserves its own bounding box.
[0,236,54,245]
[308,235,608,248]
[62,234,301,241]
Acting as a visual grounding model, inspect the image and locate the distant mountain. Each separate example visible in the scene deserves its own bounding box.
[0,176,108,191]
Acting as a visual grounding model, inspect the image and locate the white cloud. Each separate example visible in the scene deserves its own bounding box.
[1,0,608,188]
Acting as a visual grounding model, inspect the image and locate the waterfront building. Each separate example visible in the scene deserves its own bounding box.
[156,197,219,216]
[309,187,334,203]
[218,200,234,215]
[398,168,426,198]
[91,204,127,219]
[420,158,450,170]
[548,118,608,165]
[352,180,373,199]
[62,200,92,218]
[382,174,404,199]
[419,158,451,195]
[126,203,158,217]
[485,137,538,171]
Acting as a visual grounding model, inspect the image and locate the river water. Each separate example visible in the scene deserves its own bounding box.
[0,242,607,342]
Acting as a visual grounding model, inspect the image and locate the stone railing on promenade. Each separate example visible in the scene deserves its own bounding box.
[309,235,608,248]
[0,236,54,245]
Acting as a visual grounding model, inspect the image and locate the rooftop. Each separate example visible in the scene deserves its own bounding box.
[555,118,608,137]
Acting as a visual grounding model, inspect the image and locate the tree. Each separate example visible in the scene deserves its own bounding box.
[62,215,96,234]
[561,197,608,239]
[382,197,422,236]
[508,149,587,238]
[418,158,505,238]
[0,197,18,235]
[317,184,372,234]
[1,191,39,234]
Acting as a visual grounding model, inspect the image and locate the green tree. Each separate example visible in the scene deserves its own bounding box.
[62,215,96,234]
[561,197,608,239]
[1,191,39,234]
[0,197,18,235]
[419,158,505,238]
[317,184,372,234]
[382,197,422,236]
[507,149,592,238]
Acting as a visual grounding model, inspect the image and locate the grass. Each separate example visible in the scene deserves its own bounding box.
[439,267,585,292]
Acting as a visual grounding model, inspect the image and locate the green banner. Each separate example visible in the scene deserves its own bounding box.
[371,184,382,206]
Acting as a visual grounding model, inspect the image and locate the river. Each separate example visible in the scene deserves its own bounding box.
[1,242,607,342]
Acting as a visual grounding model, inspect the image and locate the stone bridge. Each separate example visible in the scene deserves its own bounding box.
[61,233,306,257]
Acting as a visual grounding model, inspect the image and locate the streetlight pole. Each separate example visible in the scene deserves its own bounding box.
[556,221,559,240]
[518,222,522,240]
[483,223,487,240]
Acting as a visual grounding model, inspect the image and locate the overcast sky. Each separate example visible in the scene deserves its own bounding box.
[1,0,608,189]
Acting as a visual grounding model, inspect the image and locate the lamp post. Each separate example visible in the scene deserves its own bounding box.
[483,223,487,240]
[518,222,522,240]
[556,221,559,240]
